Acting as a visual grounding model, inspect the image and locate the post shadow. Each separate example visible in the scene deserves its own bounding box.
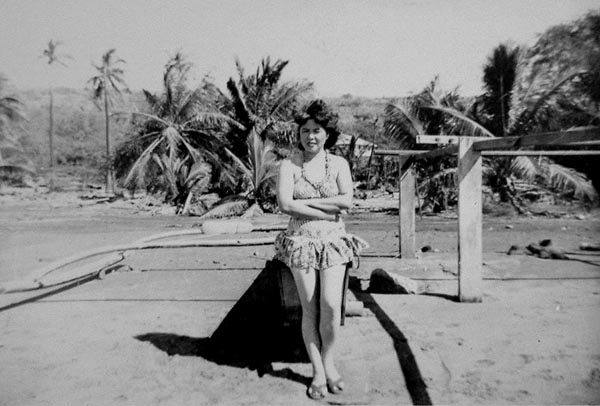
[135,259,310,385]
[349,276,433,405]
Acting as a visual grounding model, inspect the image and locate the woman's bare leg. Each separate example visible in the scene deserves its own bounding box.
[290,266,326,386]
[319,264,346,384]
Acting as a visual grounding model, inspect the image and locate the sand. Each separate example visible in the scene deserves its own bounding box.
[1,188,599,405]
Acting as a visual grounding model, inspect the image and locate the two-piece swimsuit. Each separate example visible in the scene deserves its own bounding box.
[274,151,368,270]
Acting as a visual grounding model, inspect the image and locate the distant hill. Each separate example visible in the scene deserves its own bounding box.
[10,88,398,173]
[12,88,145,174]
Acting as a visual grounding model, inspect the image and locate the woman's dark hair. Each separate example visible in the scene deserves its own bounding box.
[295,99,341,150]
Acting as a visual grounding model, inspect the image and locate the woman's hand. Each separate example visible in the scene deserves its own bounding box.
[305,200,342,214]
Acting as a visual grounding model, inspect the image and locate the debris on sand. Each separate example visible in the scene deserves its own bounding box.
[525,243,569,260]
[579,242,600,252]
[507,245,521,255]
[507,239,569,259]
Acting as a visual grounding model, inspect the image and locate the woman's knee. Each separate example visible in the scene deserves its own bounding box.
[319,297,340,323]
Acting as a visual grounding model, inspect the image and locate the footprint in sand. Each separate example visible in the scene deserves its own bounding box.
[475,359,495,367]
[583,368,600,389]
[520,354,534,364]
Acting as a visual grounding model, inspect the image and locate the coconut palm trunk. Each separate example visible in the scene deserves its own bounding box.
[89,48,128,194]
[103,69,113,193]
[48,85,54,191]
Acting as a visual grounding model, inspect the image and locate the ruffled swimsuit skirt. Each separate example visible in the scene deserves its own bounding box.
[274,217,368,270]
[274,152,369,270]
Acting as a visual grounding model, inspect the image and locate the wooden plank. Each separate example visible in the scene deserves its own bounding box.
[373,147,457,159]
[373,149,428,156]
[398,157,416,259]
[416,135,483,144]
[482,150,600,156]
[473,127,600,151]
[374,148,600,157]
[415,145,458,160]
[457,138,483,302]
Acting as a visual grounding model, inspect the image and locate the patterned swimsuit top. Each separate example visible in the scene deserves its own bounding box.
[293,151,339,199]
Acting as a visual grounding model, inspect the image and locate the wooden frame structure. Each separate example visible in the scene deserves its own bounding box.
[375,127,600,302]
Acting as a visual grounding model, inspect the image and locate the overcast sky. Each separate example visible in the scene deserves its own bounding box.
[1,0,599,97]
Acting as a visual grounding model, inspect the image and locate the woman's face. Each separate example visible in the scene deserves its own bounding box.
[299,119,328,154]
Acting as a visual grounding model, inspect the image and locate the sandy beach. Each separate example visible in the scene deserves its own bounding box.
[1,189,599,405]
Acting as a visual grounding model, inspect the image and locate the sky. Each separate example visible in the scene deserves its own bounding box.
[1,0,599,98]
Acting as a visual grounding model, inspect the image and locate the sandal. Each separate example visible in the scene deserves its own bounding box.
[307,383,327,400]
[327,377,345,394]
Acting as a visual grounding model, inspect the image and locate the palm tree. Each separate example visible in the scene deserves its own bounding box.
[384,46,597,213]
[477,43,596,207]
[118,53,227,207]
[198,57,312,209]
[118,55,312,215]
[217,57,313,161]
[88,49,129,193]
[0,75,34,184]
[383,78,491,212]
[480,44,520,137]
[224,126,280,209]
[41,40,69,191]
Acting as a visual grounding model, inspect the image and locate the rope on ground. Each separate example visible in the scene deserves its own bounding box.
[0,231,277,294]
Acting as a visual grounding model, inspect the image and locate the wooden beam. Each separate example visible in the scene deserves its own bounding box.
[457,138,483,302]
[416,135,483,145]
[373,150,428,156]
[415,145,458,160]
[372,147,458,160]
[375,148,600,157]
[398,157,416,259]
[482,150,600,156]
[473,127,600,151]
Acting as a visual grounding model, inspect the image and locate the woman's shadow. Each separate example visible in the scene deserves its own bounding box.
[135,260,310,386]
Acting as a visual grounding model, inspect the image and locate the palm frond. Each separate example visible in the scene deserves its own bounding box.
[545,160,598,201]
[143,90,160,111]
[422,105,494,137]
[418,167,456,189]
[162,126,182,157]
[224,147,253,181]
[248,128,279,188]
[122,111,170,127]
[124,137,164,188]
[187,111,245,131]
[226,78,252,127]
[383,102,423,146]
[184,161,212,187]
[508,156,539,181]
[268,82,313,119]
[512,70,587,134]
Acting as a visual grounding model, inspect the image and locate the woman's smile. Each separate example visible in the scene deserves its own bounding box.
[299,119,328,152]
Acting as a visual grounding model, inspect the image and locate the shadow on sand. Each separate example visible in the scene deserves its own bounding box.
[136,264,435,403]
[350,276,433,405]
[135,260,310,385]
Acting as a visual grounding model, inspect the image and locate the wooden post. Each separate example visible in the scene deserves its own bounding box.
[457,139,482,302]
[398,157,416,258]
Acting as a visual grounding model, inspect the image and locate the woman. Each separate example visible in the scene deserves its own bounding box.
[274,99,368,400]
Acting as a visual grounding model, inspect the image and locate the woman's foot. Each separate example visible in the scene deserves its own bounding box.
[326,377,345,394]
[306,371,327,400]
[324,363,344,394]
[306,382,327,400]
